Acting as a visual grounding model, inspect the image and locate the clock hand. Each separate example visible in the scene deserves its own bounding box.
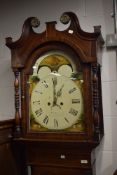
[51,76,61,109]
[57,84,64,97]
[52,76,57,106]
[52,76,57,87]
[54,84,64,109]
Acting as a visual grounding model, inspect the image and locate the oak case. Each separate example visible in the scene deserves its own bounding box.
[6,12,104,175]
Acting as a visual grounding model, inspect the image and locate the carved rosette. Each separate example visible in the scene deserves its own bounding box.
[31,17,40,28]
[60,13,70,24]
[14,69,21,136]
[92,63,100,138]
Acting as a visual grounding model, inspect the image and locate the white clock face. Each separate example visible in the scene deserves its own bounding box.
[31,73,83,130]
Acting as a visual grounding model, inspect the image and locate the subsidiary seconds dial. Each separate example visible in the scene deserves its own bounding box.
[31,74,83,130]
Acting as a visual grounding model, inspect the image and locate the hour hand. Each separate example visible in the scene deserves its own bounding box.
[57,84,64,97]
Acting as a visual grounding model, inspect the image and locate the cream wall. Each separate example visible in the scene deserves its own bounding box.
[0,0,117,175]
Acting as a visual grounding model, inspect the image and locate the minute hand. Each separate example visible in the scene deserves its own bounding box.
[52,76,57,106]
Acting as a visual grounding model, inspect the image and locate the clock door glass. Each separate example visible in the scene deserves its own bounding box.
[28,51,85,132]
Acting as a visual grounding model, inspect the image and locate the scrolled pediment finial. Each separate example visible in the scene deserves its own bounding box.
[60,13,71,24]
[31,17,40,28]
[60,12,81,33]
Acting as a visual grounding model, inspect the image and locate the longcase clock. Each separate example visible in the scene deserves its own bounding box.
[6,12,104,175]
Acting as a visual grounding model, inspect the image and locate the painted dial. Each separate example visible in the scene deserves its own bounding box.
[37,66,51,79]
[31,74,83,130]
[58,65,72,77]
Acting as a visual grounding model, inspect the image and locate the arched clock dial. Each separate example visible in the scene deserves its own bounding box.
[31,73,83,130]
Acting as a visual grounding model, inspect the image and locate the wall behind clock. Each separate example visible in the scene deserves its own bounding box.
[0,0,116,175]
